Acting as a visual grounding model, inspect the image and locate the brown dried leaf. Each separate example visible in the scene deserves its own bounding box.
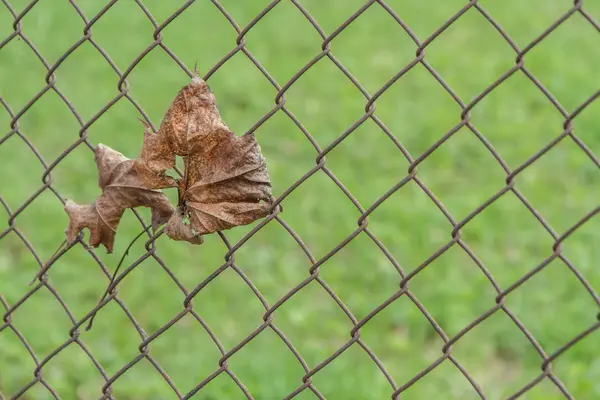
[156,73,230,158]
[67,70,275,251]
[133,119,177,190]
[163,211,204,244]
[65,144,175,253]
[134,70,274,242]
[184,128,272,235]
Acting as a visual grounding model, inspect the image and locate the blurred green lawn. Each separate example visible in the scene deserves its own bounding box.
[1,0,600,399]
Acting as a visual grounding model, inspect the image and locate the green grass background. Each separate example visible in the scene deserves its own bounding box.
[1,0,599,399]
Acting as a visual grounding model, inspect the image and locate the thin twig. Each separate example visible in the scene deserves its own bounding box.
[86,226,152,331]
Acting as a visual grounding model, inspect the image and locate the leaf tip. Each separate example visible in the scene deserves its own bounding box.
[191,65,203,85]
[63,199,86,246]
[137,118,151,130]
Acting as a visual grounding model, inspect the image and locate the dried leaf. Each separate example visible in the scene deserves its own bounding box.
[133,119,177,190]
[134,70,274,242]
[184,128,272,235]
[66,70,275,251]
[163,211,204,244]
[65,144,175,253]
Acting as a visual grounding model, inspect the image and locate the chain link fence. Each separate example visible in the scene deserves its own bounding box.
[1,0,599,399]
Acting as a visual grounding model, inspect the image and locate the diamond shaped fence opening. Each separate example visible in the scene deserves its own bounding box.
[1,0,599,399]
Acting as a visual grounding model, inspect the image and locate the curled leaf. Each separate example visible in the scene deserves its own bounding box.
[133,119,177,190]
[134,69,274,242]
[66,69,275,251]
[164,211,204,244]
[65,144,175,253]
[184,129,273,234]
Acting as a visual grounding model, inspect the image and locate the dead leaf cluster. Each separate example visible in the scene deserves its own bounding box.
[65,70,274,253]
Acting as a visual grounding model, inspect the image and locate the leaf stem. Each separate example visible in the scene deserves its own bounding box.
[179,156,189,208]
[85,225,151,331]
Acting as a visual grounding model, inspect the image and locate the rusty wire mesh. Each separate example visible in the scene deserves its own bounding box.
[1,0,599,399]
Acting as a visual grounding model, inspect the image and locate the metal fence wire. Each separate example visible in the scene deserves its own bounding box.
[1,0,600,399]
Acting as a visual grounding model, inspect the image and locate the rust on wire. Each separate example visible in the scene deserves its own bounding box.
[0,0,599,399]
